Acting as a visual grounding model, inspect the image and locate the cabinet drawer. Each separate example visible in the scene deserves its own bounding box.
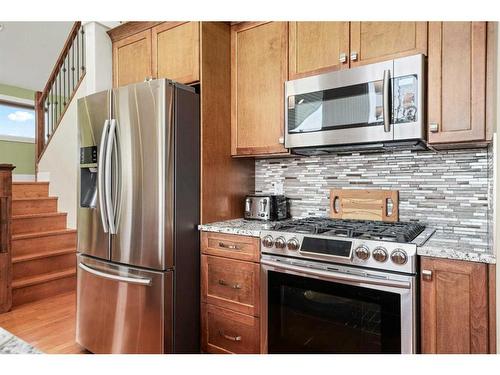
[202,255,260,316]
[201,232,260,262]
[201,303,260,354]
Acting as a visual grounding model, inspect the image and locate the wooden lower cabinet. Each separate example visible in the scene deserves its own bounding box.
[201,255,260,316]
[201,231,261,353]
[201,303,260,354]
[420,257,491,353]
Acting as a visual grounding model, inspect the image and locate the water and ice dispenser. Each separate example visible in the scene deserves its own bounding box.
[80,146,98,208]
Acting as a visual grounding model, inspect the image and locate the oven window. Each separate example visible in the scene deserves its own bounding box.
[267,271,401,353]
[287,80,384,134]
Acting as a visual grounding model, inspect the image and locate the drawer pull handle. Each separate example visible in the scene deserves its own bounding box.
[218,242,240,250]
[218,279,241,289]
[219,330,242,342]
[422,269,433,281]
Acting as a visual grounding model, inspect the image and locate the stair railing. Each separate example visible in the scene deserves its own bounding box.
[35,22,85,161]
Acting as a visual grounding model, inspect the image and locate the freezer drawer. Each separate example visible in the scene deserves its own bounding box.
[76,255,172,353]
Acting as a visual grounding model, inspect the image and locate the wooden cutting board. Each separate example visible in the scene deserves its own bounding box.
[330,189,399,222]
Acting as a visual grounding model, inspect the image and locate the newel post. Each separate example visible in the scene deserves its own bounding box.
[0,164,15,313]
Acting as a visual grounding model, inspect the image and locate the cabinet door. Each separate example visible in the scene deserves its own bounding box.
[350,22,427,67]
[113,29,152,87]
[289,22,350,79]
[201,255,260,316]
[201,303,260,354]
[420,257,489,353]
[428,22,487,144]
[152,22,200,84]
[231,22,288,156]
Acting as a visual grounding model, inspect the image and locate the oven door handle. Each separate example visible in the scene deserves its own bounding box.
[261,259,411,289]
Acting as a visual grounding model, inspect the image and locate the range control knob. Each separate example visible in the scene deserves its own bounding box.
[391,249,408,265]
[275,236,287,249]
[372,247,388,262]
[262,235,274,248]
[354,245,370,260]
[287,238,300,251]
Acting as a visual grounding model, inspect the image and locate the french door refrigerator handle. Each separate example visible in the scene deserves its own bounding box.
[105,119,117,234]
[98,119,110,233]
[383,69,391,133]
[78,262,152,286]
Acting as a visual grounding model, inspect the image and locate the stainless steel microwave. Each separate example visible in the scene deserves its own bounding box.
[285,54,426,154]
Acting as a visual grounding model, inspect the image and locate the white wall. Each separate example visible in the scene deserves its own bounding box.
[37,22,112,228]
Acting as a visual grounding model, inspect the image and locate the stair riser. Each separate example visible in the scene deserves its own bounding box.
[13,232,77,256]
[12,214,67,235]
[12,184,49,199]
[12,275,76,306]
[12,199,58,215]
[13,253,76,280]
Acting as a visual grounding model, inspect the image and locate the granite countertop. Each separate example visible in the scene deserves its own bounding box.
[417,231,495,264]
[198,219,496,264]
[198,218,280,237]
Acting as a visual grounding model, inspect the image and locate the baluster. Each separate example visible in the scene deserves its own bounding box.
[45,96,50,142]
[81,27,85,75]
[76,29,80,80]
[50,84,54,138]
[63,57,66,107]
[71,43,75,92]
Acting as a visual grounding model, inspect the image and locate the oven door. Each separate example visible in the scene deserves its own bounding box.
[261,257,417,354]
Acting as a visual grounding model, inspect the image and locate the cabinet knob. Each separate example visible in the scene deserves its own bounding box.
[339,52,347,63]
[350,52,358,61]
[422,269,433,281]
[278,136,285,144]
[429,123,439,133]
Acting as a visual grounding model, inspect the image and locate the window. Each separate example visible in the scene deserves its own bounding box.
[0,100,35,143]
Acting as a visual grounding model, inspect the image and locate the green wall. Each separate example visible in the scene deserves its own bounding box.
[0,83,36,174]
[0,140,35,174]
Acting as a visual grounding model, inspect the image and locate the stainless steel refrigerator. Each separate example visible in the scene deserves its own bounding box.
[76,79,200,354]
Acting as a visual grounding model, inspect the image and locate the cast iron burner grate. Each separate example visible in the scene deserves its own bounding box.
[273,217,425,243]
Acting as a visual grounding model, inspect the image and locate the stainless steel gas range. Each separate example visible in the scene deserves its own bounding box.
[259,217,434,354]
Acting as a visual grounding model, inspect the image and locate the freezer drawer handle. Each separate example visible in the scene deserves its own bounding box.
[219,330,242,342]
[78,263,152,286]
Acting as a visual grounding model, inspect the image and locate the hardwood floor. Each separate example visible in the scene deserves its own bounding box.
[0,291,87,354]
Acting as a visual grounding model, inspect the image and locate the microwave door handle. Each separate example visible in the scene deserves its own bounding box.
[383,69,391,133]
[105,119,117,234]
[98,119,110,233]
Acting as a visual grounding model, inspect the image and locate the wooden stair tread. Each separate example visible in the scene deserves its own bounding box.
[12,267,76,289]
[12,212,66,219]
[13,196,57,201]
[12,248,76,264]
[13,228,77,240]
[12,181,49,185]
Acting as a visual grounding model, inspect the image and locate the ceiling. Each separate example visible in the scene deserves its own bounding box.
[0,22,74,92]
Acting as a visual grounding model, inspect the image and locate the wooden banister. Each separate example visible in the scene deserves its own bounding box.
[35,21,86,162]
[0,164,15,313]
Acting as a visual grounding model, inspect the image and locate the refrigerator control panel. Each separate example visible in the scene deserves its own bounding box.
[80,146,97,164]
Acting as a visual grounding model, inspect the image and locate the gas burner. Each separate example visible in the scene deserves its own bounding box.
[273,217,425,243]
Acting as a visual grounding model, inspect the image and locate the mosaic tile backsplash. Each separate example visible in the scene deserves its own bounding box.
[255,147,493,242]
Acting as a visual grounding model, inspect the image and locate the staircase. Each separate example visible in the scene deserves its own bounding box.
[11,182,76,306]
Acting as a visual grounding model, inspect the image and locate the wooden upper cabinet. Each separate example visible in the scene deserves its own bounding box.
[420,257,489,354]
[428,22,487,144]
[349,22,427,67]
[288,22,350,79]
[231,22,289,156]
[152,22,200,84]
[113,29,152,87]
